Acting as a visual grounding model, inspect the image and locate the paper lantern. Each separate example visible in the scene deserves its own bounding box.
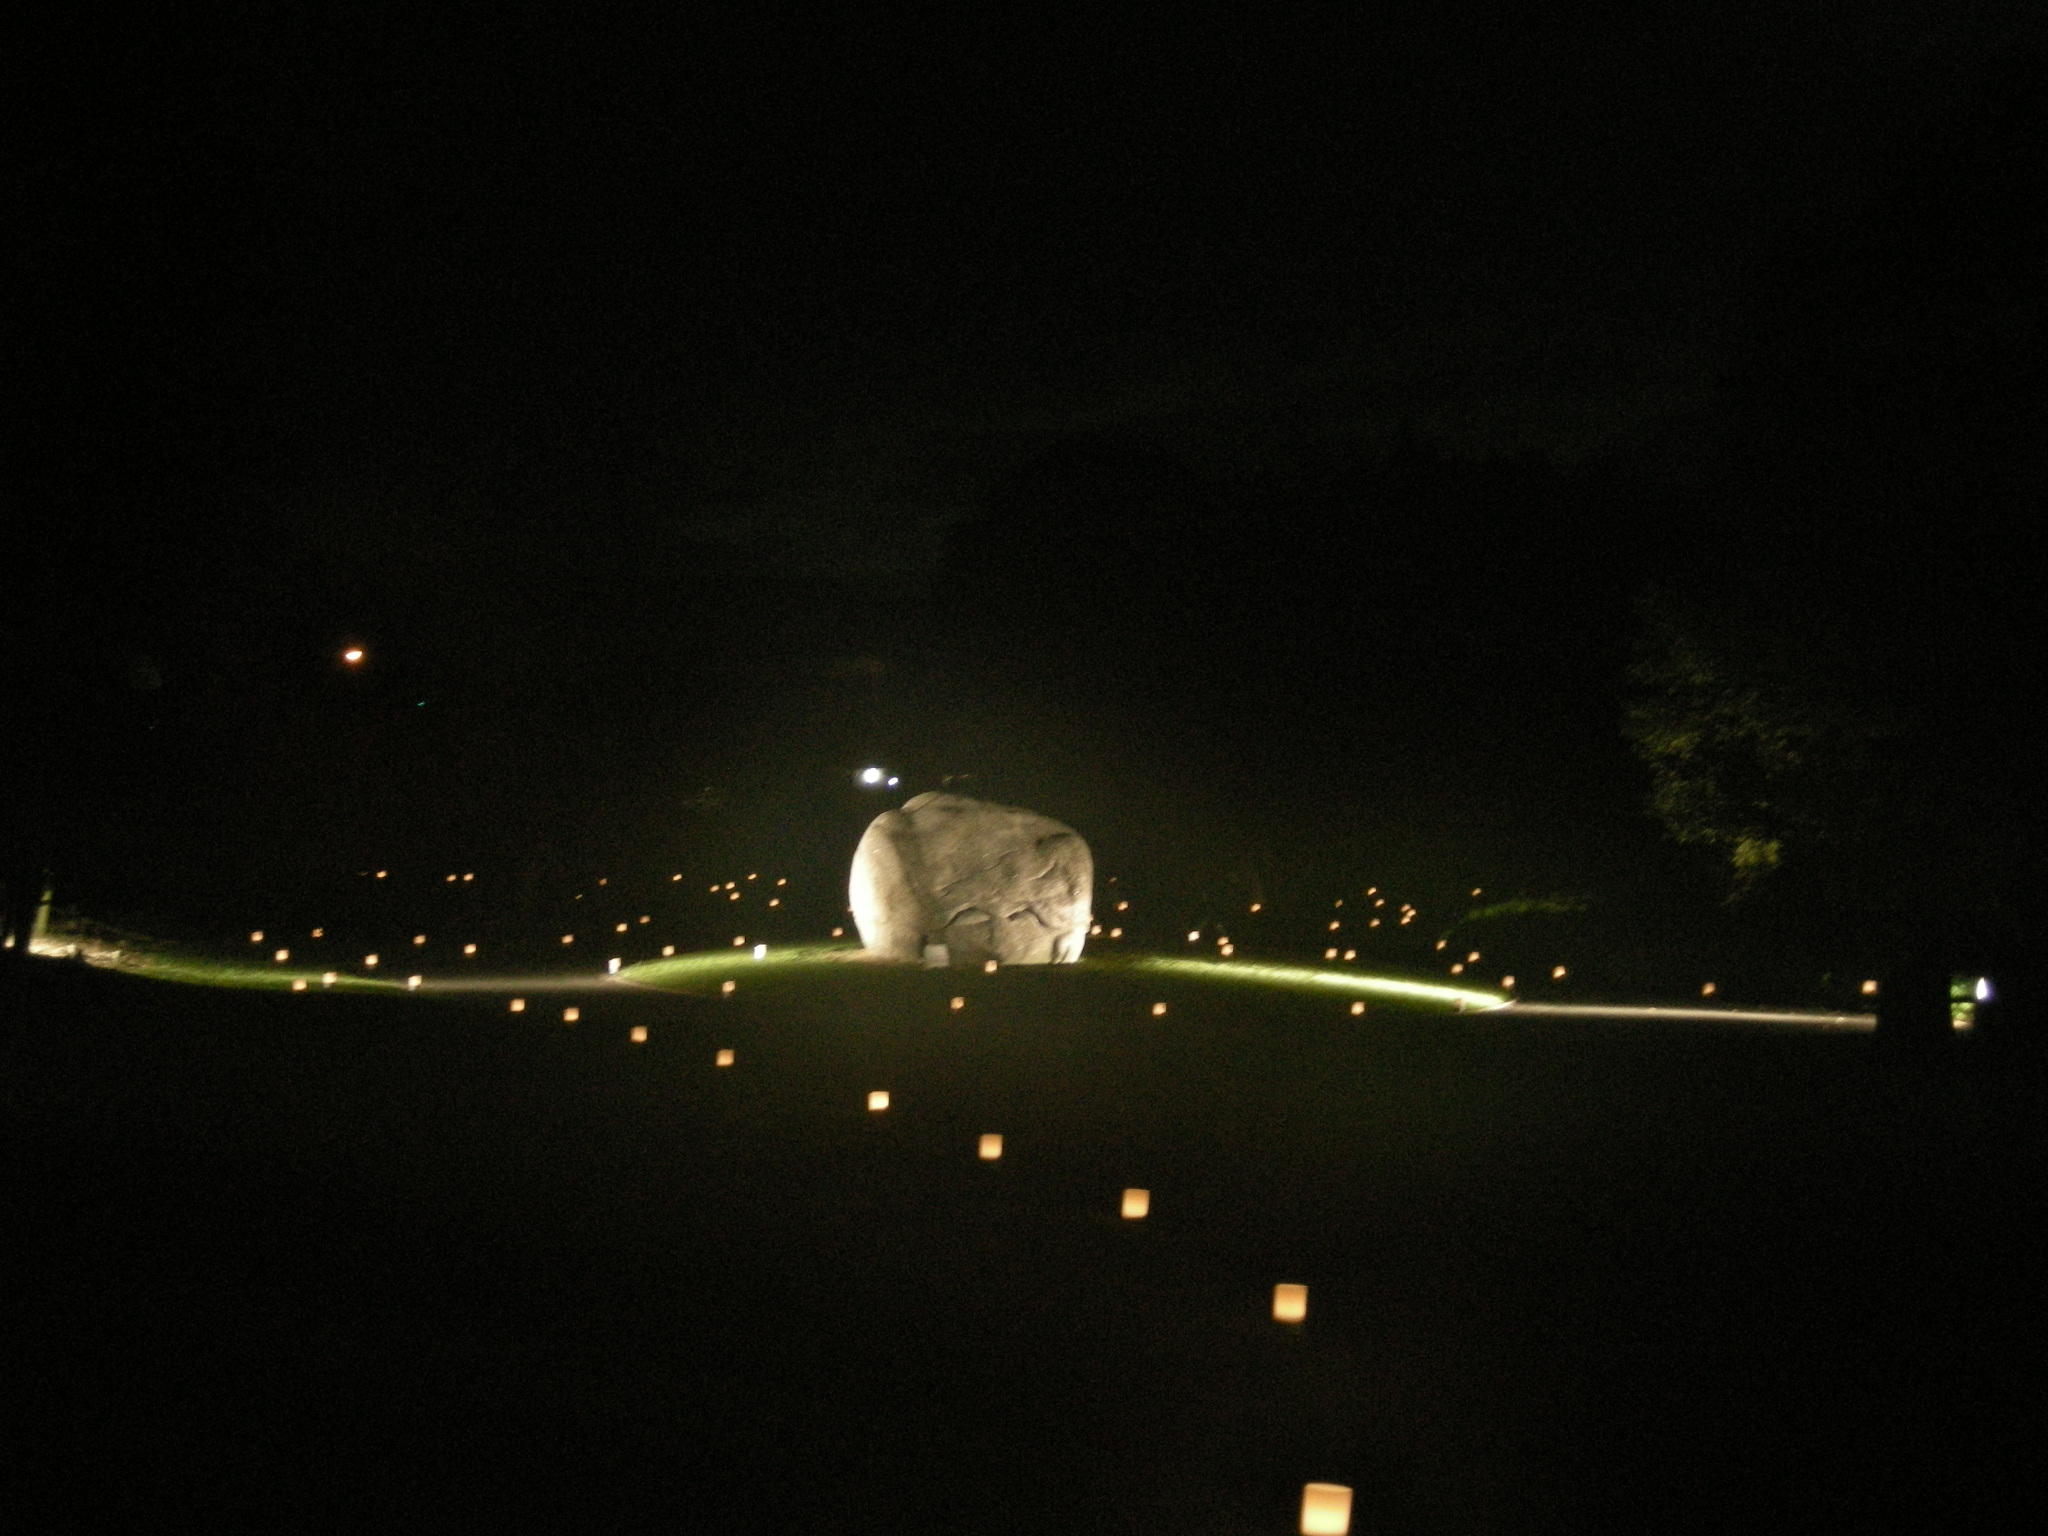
[978,1134,1003,1161]
[1701,981,1717,997]
[1323,948,1337,960]
[1342,949,1355,961]
[831,927,844,937]
[413,934,427,946]
[311,928,323,938]
[407,975,421,989]
[563,1007,580,1023]
[375,870,386,879]
[273,949,290,963]
[1273,1283,1308,1323]
[721,980,736,997]
[322,972,337,986]
[1121,1188,1150,1219]
[363,954,378,968]
[949,996,965,1011]
[1449,963,1464,974]
[1349,1001,1365,1016]
[1219,943,1234,956]
[868,1090,889,1111]
[1551,965,1567,979]
[1860,979,1879,995]
[1501,974,1515,989]
[462,943,477,956]
[630,1026,648,1044]
[561,934,575,944]
[1300,1482,1352,1534]
[1109,927,1123,939]
[291,978,307,991]
[615,922,628,933]
[639,915,651,924]
[715,1048,734,1067]
[752,944,766,959]
[509,999,525,1013]
[983,959,999,973]
[1466,951,1480,963]
[607,958,621,974]
[1150,1002,1167,1017]
[250,930,264,943]
[661,945,675,956]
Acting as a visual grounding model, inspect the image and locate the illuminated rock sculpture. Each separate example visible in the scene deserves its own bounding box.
[850,792,1092,965]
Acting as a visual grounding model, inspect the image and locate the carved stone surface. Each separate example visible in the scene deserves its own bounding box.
[849,792,1092,965]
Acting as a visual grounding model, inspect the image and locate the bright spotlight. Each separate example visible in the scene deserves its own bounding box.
[858,766,885,786]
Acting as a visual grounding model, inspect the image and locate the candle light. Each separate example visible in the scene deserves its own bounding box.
[1300,1482,1353,1535]
[291,978,307,991]
[607,958,621,974]
[722,980,736,996]
[1350,1001,1365,1016]
[273,949,289,963]
[509,999,525,1012]
[1273,1283,1308,1323]
[715,1048,734,1067]
[1121,1188,1150,1219]
[630,1026,648,1044]
[950,996,965,1011]
[1150,1002,1168,1017]
[563,1007,580,1023]
[868,1090,889,1111]
[978,1134,1003,1161]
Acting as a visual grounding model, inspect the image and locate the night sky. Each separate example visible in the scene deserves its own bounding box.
[11,8,2042,947]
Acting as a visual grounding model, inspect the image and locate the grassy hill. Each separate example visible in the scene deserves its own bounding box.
[5,955,2039,1532]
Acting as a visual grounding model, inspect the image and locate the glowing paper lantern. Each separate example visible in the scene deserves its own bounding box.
[323,972,337,986]
[407,975,421,989]
[1323,948,1337,960]
[250,931,264,943]
[978,1134,1003,1161]
[562,934,575,945]
[414,934,427,946]
[661,945,675,957]
[1551,965,1567,980]
[563,1007,580,1023]
[462,943,476,956]
[1249,902,1262,912]
[509,999,525,1013]
[1121,1188,1150,1219]
[1187,931,1201,943]
[615,923,628,933]
[1501,975,1515,989]
[1300,1482,1353,1535]
[868,1091,890,1111]
[1273,1283,1308,1323]
[1466,951,1480,963]
[1342,949,1355,961]
[1350,1001,1365,1016]
[1860,979,1879,996]
[716,1049,734,1067]
[363,954,378,968]
[1151,1002,1168,1017]
[291,979,307,991]
[1449,963,1464,975]
[630,1026,648,1044]
[949,996,965,1011]
[1701,982,1717,997]
[607,958,621,974]
[1110,927,1123,939]
[273,949,290,963]
[983,960,999,973]
[752,944,766,959]
[311,928,323,938]
[721,981,736,996]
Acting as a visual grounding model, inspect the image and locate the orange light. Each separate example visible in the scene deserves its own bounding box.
[341,647,364,664]
[1349,1001,1365,1016]
[661,945,675,957]
[1552,965,1567,979]
[1273,1283,1308,1323]
[1701,982,1717,997]
[563,1007,580,1023]
[983,960,998,973]
[561,934,574,945]
[406,975,421,989]
[1501,975,1515,989]
[1300,1482,1353,1535]
[629,1026,647,1044]
[509,999,525,1013]
[721,981,736,996]
[250,930,264,943]
[414,934,427,945]
[1121,1188,1150,1219]
[363,954,378,968]
[272,948,289,962]
[867,1090,889,1111]
[716,1048,734,1067]
[1860,979,1879,996]
[1150,1002,1167,1017]
[949,996,965,1011]
[290,979,307,991]
[978,1134,1003,1161]
[463,943,476,956]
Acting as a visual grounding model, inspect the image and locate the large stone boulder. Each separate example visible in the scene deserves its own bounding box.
[849,792,1092,965]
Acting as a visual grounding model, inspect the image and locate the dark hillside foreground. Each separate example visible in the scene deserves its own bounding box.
[5,957,2043,1533]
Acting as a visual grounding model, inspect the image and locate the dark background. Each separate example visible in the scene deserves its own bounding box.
[9,7,2041,971]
